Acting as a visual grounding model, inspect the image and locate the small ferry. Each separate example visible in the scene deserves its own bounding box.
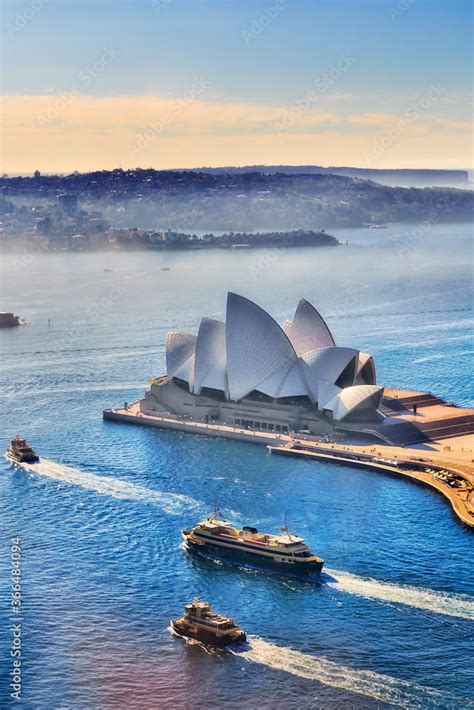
[6,436,39,464]
[171,598,246,648]
[183,510,324,577]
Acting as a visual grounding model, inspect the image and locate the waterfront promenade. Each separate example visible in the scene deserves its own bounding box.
[104,399,474,528]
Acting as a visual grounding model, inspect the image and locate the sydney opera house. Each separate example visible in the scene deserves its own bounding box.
[141,293,385,438]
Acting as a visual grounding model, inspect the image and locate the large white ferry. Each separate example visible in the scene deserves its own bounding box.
[183,511,324,577]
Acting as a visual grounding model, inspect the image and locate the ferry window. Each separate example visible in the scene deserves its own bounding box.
[275,425,281,432]
[268,424,274,431]
[282,426,289,434]
[235,419,241,426]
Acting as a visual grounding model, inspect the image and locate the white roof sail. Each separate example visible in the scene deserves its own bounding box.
[355,352,376,385]
[226,292,298,401]
[317,380,342,410]
[174,353,195,390]
[166,332,197,383]
[163,293,376,407]
[276,360,308,398]
[285,298,335,355]
[193,317,228,396]
[326,385,384,421]
[300,346,359,401]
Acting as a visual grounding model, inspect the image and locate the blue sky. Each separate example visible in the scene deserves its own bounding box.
[2,0,472,171]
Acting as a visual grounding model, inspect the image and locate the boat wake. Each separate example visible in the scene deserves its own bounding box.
[8,458,200,515]
[325,568,474,621]
[6,458,473,622]
[236,638,467,708]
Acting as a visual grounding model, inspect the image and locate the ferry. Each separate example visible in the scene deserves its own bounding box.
[5,436,39,464]
[171,597,246,648]
[182,510,324,577]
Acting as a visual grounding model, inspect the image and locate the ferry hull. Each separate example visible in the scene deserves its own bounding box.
[6,450,39,464]
[171,621,246,648]
[183,534,324,578]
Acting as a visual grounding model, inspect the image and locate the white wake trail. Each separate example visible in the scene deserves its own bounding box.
[6,458,474,622]
[325,568,474,621]
[238,638,467,708]
[10,458,200,515]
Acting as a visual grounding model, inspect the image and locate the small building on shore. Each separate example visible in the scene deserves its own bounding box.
[0,311,20,328]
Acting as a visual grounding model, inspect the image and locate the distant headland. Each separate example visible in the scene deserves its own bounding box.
[177,165,472,189]
[0,167,472,251]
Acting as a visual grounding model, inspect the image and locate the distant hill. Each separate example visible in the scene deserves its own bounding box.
[1,169,472,231]
[178,165,471,189]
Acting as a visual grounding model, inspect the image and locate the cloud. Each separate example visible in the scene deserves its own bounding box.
[434,118,472,132]
[1,93,471,172]
[348,112,400,126]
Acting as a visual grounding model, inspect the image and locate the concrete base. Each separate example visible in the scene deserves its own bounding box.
[103,404,293,447]
[139,378,346,438]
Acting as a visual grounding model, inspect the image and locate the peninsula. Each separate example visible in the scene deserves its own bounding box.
[104,293,474,528]
[1,168,472,243]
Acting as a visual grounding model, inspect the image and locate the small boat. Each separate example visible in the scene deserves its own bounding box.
[5,436,39,463]
[171,597,246,648]
[183,510,324,577]
[161,267,170,271]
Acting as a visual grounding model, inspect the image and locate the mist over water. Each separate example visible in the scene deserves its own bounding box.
[0,222,473,708]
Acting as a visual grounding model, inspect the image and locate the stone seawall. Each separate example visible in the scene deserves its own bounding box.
[103,407,287,446]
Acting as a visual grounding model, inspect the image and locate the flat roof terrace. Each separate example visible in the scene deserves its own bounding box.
[380,388,474,442]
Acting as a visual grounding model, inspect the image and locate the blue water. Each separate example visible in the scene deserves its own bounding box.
[0,223,473,709]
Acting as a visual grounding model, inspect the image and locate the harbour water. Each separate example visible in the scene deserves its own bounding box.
[0,223,473,708]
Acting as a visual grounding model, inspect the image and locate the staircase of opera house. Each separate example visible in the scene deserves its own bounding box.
[376,392,474,446]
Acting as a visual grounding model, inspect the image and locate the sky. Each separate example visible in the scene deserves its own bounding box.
[1,0,472,173]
